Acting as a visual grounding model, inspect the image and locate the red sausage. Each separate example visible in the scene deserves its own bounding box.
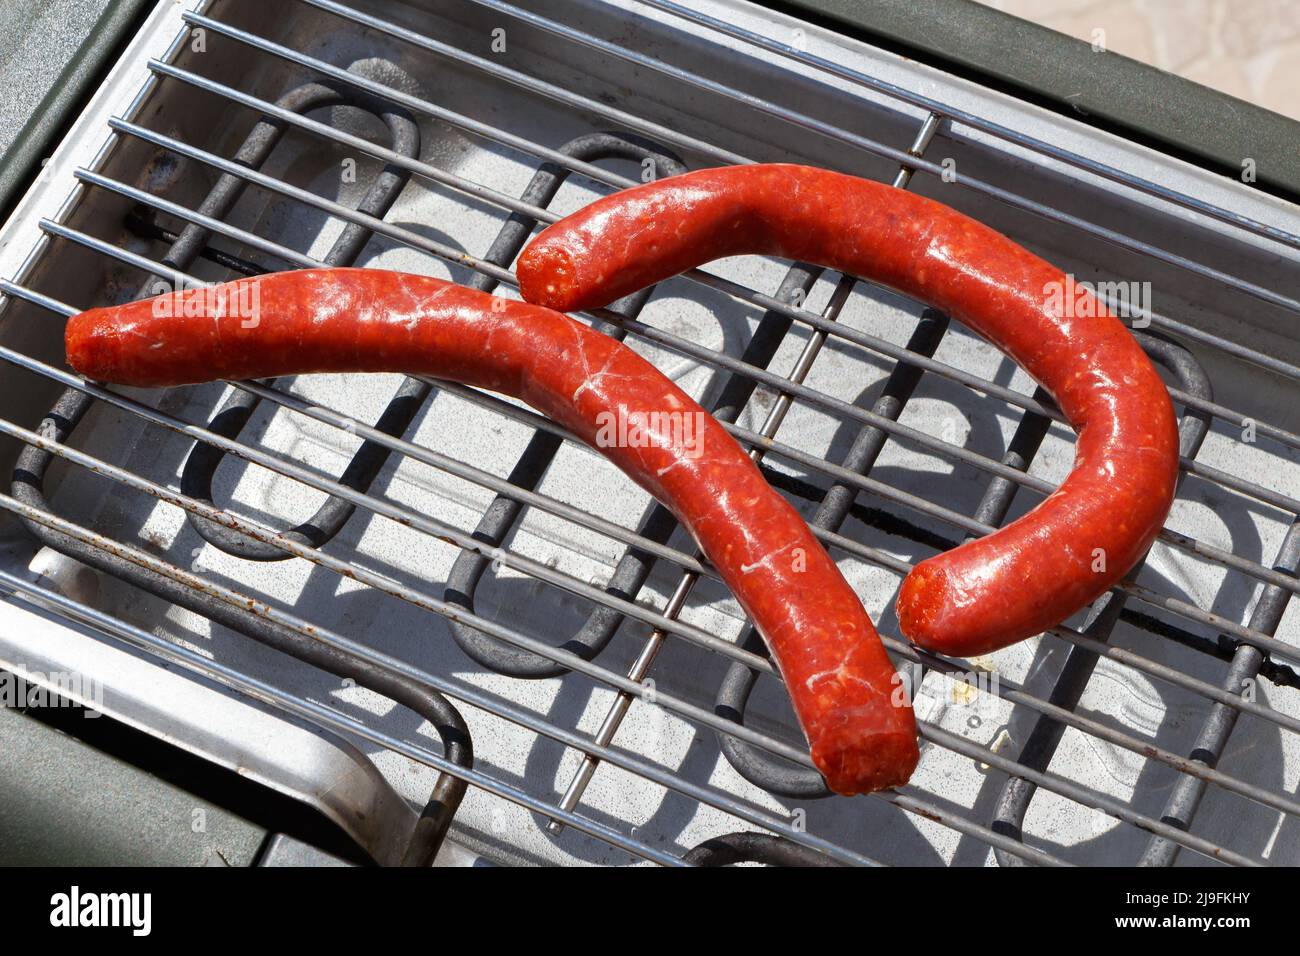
[65,268,919,795]
[517,164,1180,657]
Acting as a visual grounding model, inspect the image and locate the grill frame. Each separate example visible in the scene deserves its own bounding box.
[0,0,1297,866]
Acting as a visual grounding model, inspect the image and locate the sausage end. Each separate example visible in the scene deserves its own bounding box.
[517,240,581,312]
[898,559,1033,658]
[813,725,920,796]
[66,308,123,384]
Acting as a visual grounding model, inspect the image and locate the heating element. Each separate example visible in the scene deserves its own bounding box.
[0,0,1298,866]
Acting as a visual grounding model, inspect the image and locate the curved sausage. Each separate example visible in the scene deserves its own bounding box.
[517,164,1180,657]
[65,268,919,795]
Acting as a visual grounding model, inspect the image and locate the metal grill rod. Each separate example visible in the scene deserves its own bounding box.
[28,199,1300,672]
[95,61,1300,583]
[396,379,1300,607]
[1,478,788,760]
[1,369,811,755]
[550,271,858,823]
[548,111,941,821]
[5,0,1294,863]
[13,370,1297,829]
[181,7,1300,382]
[2,340,889,867]
[718,313,950,796]
[982,339,1210,866]
[0,492,873,865]
[30,226,1300,770]
[38,221,1300,709]
[6,59,479,866]
[2,263,1281,861]
[435,132,690,678]
[1140,517,1300,865]
[888,633,1300,819]
[166,75,423,563]
[238,381,703,573]
[714,330,1205,798]
[6,559,1073,870]
[104,98,1300,554]
[20,7,1300,681]
[922,716,1258,866]
[0,273,1116,654]
[16,244,781,670]
[105,76,1300,551]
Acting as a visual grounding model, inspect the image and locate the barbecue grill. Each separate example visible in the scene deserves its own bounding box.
[1,0,1298,866]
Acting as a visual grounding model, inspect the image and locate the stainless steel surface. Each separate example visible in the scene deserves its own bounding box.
[0,0,1297,865]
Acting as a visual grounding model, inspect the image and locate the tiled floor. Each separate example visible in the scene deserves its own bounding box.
[975,0,1300,121]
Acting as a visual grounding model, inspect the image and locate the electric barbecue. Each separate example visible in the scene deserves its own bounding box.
[0,0,1298,867]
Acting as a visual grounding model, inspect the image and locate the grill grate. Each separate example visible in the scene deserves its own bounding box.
[0,0,1298,866]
